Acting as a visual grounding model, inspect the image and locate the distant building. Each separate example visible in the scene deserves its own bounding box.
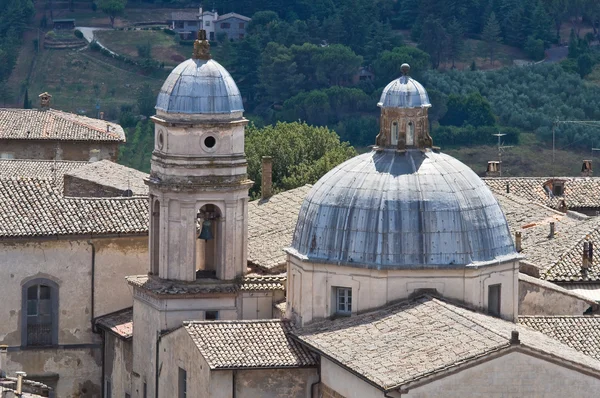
[52,19,75,30]
[169,7,250,41]
[0,95,125,162]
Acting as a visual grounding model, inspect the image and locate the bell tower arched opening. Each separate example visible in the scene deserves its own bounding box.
[151,198,160,275]
[196,204,222,277]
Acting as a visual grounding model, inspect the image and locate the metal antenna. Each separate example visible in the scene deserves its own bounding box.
[492,133,513,177]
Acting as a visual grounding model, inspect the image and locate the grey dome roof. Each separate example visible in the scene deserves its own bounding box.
[378,76,431,108]
[156,58,243,114]
[290,150,517,269]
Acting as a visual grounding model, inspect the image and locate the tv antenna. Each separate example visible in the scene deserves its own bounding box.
[492,133,513,177]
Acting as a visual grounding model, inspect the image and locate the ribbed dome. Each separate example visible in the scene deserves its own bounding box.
[155,58,243,114]
[290,150,517,269]
[378,75,431,108]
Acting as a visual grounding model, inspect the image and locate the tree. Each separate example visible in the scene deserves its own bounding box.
[446,18,465,69]
[419,18,447,69]
[482,12,502,65]
[23,88,31,109]
[136,83,155,117]
[258,42,304,104]
[98,0,126,28]
[313,44,363,86]
[373,46,430,86]
[245,122,356,197]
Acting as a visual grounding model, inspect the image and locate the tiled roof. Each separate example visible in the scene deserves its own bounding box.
[294,296,600,391]
[247,185,311,271]
[0,177,148,237]
[217,12,251,22]
[64,160,149,196]
[0,108,125,142]
[170,11,198,21]
[485,177,600,210]
[0,159,86,191]
[240,273,286,291]
[95,308,133,339]
[493,191,600,282]
[561,284,600,302]
[519,316,600,360]
[184,319,317,369]
[519,273,597,304]
[126,275,238,296]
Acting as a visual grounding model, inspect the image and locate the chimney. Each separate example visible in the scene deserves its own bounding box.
[548,222,555,239]
[38,92,52,109]
[589,241,594,265]
[582,160,593,177]
[15,371,26,395]
[506,182,510,194]
[583,241,590,269]
[515,231,522,252]
[510,330,520,345]
[99,111,104,120]
[486,161,500,177]
[261,156,273,200]
[0,345,7,377]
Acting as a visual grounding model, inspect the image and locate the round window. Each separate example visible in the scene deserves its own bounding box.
[204,136,216,148]
[157,131,164,149]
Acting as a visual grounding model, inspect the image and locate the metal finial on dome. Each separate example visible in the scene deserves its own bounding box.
[193,29,211,60]
[401,63,410,76]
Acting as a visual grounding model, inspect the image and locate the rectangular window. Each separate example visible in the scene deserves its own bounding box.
[178,368,187,398]
[488,284,501,317]
[205,311,219,320]
[143,382,147,398]
[205,20,210,26]
[239,22,245,29]
[336,287,352,315]
[221,22,230,29]
[106,380,112,398]
[126,394,131,398]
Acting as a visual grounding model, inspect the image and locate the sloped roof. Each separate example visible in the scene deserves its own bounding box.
[95,308,133,339]
[239,273,286,291]
[293,296,600,391]
[217,12,251,22]
[0,177,148,238]
[519,316,600,360]
[0,108,125,142]
[0,159,86,191]
[485,177,600,210]
[247,185,311,271]
[519,273,597,305]
[184,319,317,369]
[63,160,149,196]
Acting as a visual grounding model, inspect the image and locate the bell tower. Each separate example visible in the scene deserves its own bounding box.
[147,30,252,282]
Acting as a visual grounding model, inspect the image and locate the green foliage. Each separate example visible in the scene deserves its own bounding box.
[245,122,357,198]
[90,40,101,51]
[372,47,430,86]
[440,92,495,127]
[136,83,155,117]
[118,120,154,173]
[74,29,84,39]
[258,42,304,104]
[482,12,502,65]
[524,37,545,61]
[137,41,152,59]
[98,0,126,28]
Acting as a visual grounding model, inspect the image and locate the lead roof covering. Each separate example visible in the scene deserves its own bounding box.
[291,149,517,269]
[378,75,431,108]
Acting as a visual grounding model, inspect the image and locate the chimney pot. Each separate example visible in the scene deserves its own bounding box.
[583,241,590,269]
[515,231,522,252]
[15,371,26,395]
[261,156,273,200]
[38,92,52,109]
[510,330,520,345]
[549,222,555,239]
[486,161,500,177]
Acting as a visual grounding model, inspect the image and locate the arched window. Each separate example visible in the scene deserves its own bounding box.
[22,279,59,347]
[151,199,160,275]
[407,121,415,146]
[196,204,222,278]
[391,121,399,145]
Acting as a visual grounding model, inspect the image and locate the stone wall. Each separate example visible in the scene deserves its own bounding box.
[0,236,147,397]
[63,175,127,197]
[0,140,119,162]
[235,368,318,398]
[104,334,133,398]
[518,274,594,315]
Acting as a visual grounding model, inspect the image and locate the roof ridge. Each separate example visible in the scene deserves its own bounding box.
[185,319,286,325]
[518,315,600,319]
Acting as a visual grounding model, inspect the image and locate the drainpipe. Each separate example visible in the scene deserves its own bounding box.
[310,362,321,398]
[232,370,236,398]
[101,330,105,398]
[155,331,161,398]
[87,240,96,333]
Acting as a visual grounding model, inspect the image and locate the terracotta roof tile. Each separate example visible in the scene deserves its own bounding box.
[0,177,148,237]
[0,108,125,141]
[294,296,600,390]
[247,185,311,271]
[95,308,133,339]
[240,273,286,291]
[0,159,86,191]
[184,319,317,369]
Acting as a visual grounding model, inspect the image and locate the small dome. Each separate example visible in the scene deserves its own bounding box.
[378,75,431,108]
[156,58,243,115]
[290,150,517,269]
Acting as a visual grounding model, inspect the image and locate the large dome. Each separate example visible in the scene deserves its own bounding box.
[290,149,517,269]
[155,58,243,115]
[378,75,431,109]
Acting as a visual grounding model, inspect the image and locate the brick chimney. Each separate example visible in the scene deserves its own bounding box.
[38,92,52,109]
[582,160,593,177]
[548,222,555,239]
[261,156,273,200]
[486,161,500,177]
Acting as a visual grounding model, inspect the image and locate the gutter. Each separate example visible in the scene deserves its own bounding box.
[155,331,161,398]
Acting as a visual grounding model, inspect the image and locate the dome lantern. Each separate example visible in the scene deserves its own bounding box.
[375,63,434,150]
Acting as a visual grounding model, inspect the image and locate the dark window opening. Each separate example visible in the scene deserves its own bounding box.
[23,280,57,347]
[488,284,501,317]
[336,287,352,315]
[205,311,219,320]
[221,22,230,29]
[178,368,187,398]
